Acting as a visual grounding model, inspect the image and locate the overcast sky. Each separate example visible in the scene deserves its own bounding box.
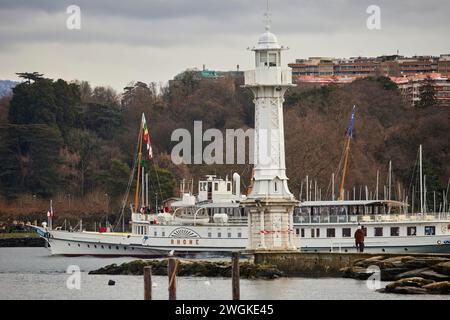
[1,0,449,91]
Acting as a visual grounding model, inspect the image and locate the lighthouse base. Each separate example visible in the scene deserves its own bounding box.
[243,198,299,251]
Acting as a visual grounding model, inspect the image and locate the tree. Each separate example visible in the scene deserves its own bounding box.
[416,77,437,108]
[16,72,44,83]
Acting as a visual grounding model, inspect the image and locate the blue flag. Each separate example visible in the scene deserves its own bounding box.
[347,106,356,138]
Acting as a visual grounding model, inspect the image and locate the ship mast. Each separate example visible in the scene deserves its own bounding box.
[134,119,144,212]
[338,106,356,200]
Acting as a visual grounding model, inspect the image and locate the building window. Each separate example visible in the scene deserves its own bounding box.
[217,232,221,238]
[301,228,305,238]
[154,231,157,237]
[237,232,242,238]
[342,228,351,238]
[390,227,400,237]
[407,226,417,236]
[269,53,277,67]
[162,231,165,237]
[215,183,218,191]
[326,228,336,238]
[375,227,383,237]
[425,226,436,236]
[260,52,268,66]
[295,228,300,235]
[274,182,278,192]
[316,228,320,238]
[311,229,315,238]
[208,232,212,238]
[228,233,232,238]
[227,183,231,192]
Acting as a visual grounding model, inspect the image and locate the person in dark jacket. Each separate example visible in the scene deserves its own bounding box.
[354,225,365,252]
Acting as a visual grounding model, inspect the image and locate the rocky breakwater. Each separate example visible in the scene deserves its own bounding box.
[341,255,450,294]
[89,259,284,280]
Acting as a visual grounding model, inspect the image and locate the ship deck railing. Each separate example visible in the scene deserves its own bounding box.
[293,212,450,224]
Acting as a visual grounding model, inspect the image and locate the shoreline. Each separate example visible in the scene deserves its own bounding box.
[0,234,45,247]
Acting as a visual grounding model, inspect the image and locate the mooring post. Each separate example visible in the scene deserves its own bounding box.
[168,258,178,300]
[144,266,152,300]
[232,251,240,300]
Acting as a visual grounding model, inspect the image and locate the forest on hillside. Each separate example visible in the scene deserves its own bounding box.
[0,71,449,227]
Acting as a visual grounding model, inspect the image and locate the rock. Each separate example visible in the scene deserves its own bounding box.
[354,256,385,268]
[108,280,115,286]
[432,262,450,276]
[340,266,374,280]
[394,268,430,280]
[423,281,450,294]
[380,268,410,281]
[386,277,434,291]
[89,259,283,280]
[385,286,428,295]
[419,270,450,282]
[403,257,450,269]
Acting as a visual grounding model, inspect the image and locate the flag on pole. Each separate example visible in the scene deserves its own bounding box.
[141,114,153,160]
[347,105,356,139]
[47,201,53,218]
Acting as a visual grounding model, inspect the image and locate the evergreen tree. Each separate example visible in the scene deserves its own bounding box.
[416,77,437,108]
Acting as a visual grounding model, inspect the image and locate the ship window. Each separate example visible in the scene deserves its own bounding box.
[375,227,383,237]
[238,232,242,238]
[390,227,400,237]
[116,246,119,250]
[342,228,351,237]
[108,246,111,249]
[326,228,335,238]
[268,52,277,67]
[68,243,71,246]
[218,232,222,238]
[425,226,435,236]
[94,245,97,248]
[87,244,90,248]
[407,226,417,236]
[77,243,80,247]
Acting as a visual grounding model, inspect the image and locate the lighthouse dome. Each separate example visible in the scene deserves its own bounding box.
[254,30,282,50]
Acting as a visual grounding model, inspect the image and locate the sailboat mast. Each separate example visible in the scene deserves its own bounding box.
[419,144,423,213]
[388,160,392,200]
[134,118,144,212]
[338,106,356,201]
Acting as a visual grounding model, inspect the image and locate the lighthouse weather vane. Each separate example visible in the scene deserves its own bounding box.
[263,0,272,31]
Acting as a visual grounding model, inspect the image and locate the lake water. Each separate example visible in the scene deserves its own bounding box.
[0,248,448,300]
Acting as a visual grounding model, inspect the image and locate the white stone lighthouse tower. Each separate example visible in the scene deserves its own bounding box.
[243,9,298,251]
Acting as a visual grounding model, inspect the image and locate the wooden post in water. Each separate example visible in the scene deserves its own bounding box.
[232,252,240,300]
[168,258,177,300]
[144,266,152,300]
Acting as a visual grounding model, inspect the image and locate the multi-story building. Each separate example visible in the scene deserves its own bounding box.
[288,57,334,76]
[438,55,450,76]
[386,73,450,107]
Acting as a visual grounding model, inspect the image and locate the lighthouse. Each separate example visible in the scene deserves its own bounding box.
[243,9,298,251]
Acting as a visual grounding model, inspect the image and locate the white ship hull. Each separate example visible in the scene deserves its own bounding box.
[36,217,450,256]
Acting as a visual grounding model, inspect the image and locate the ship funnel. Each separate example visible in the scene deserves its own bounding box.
[233,172,240,197]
